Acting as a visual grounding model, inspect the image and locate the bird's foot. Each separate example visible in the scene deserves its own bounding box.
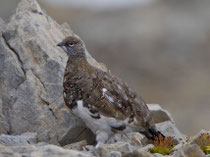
[95,131,109,148]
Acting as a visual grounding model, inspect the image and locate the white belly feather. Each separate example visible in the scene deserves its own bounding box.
[73,100,132,135]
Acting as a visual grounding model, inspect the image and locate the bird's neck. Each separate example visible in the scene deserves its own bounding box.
[65,57,92,74]
[67,56,86,64]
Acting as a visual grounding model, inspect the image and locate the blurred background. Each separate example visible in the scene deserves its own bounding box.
[1,0,210,136]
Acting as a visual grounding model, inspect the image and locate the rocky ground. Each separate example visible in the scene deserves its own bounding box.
[0,0,209,156]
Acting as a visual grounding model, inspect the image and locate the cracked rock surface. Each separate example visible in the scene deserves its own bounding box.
[0,0,98,145]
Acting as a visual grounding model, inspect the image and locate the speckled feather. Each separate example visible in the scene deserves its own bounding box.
[64,54,154,129]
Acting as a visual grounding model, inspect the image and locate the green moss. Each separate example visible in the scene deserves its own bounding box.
[194,133,210,154]
[149,147,172,155]
[200,145,210,154]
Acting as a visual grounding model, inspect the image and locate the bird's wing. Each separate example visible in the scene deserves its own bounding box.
[85,69,153,129]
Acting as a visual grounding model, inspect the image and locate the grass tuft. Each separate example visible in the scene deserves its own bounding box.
[194,133,210,154]
[149,135,175,155]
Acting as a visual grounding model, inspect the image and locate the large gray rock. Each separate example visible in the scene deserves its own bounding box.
[0,0,102,145]
[173,144,205,157]
[0,143,92,157]
[0,132,37,146]
[156,121,185,141]
[147,104,174,123]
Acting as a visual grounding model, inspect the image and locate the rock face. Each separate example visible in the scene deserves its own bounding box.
[0,0,98,145]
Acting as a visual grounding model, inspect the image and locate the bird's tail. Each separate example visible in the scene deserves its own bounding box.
[143,127,179,145]
[143,127,165,141]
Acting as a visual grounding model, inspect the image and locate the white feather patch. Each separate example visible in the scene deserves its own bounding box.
[73,100,132,135]
[102,88,114,103]
[63,92,66,98]
[102,88,107,93]
[105,95,114,103]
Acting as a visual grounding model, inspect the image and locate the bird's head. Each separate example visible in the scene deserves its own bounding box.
[57,35,86,58]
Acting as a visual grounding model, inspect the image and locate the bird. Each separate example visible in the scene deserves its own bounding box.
[57,35,164,145]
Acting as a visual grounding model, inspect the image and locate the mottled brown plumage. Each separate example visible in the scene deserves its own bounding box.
[57,35,164,144]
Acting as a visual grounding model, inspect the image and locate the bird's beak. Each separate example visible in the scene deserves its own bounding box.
[57,41,68,53]
[57,41,65,47]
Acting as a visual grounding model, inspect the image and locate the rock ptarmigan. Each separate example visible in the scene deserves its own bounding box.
[57,35,164,145]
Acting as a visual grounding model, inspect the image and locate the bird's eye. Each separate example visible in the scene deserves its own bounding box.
[68,42,74,47]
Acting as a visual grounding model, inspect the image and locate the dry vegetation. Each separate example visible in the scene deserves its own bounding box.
[149,136,175,155]
[194,133,210,154]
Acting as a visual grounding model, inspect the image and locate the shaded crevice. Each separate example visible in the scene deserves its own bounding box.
[5,109,12,135]
[31,9,43,15]
[2,33,26,77]
[49,108,58,120]
[39,97,58,120]
[39,96,49,106]
[69,127,89,144]
[2,100,15,135]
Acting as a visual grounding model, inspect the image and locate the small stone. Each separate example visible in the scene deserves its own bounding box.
[63,140,87,150]
[105,151,122,157]
[122,150,153,157]
[173,144,205,157]
[172,143,183,151]
[97,142,133,156]
[147,104,174,123]
[83,145,98,156]
[138,144,154,152]
[153,153,164,157]
[108,132,144,146]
